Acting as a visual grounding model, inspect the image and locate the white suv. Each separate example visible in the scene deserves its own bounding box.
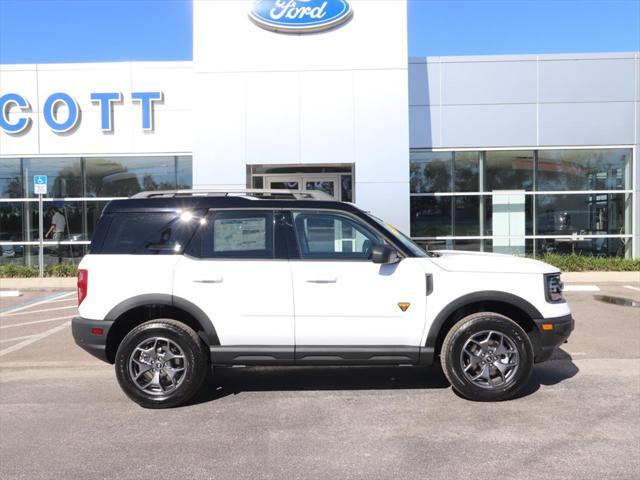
[72,190,573,408]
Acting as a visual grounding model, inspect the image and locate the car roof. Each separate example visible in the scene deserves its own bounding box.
[102,195,363,215]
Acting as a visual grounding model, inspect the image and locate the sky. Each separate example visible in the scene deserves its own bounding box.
[0,0,638,64]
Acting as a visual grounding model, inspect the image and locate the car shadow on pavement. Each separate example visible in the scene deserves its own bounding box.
[511,348,580,400]
[190,364,451,405]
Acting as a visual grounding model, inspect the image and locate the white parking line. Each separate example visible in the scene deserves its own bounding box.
[0,315,75,330]
[624,285,640,292]
[0,334,40,344]
[0,305,77,317]
[0,292,74,315]
[563,285,600,292]
[0,321,71,357]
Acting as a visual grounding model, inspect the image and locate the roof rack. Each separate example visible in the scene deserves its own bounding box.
[131,188,335,201]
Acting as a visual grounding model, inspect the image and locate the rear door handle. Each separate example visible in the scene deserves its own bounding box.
[306,277,337,284]
[193,277,223,284]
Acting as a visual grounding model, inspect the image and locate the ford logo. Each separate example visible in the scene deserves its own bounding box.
[249,0,353,33]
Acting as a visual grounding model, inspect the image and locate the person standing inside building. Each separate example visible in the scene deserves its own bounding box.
[45,207,66,263]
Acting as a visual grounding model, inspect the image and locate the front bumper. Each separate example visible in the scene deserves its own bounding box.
[532,314,575,363]
[71,316,114,363]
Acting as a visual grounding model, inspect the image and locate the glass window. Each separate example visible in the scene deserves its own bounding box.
[23,158,82,197]
[537,149,632,191]
[0,159,22,198]
[176,156,193,189]
[293,211,383,260]
[453,152,480,192]
[0,201,25,242]
[537,237,629,257]
[205,211,274,259]
[454,196,480,236]
[410,151,452,193]
[340,175,353,202]
[101,212,194,254]
[536,193,628,235]
[485,151,534,191]
[85,156,177,197]
[410,196,452,237]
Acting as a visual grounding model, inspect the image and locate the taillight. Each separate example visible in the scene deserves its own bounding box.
[77,269,88,305]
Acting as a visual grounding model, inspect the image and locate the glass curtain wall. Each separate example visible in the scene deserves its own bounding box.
[410,148,633,257]
[0,155,192,266]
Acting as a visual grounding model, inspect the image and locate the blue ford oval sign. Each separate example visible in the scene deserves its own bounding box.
[249,0,353,33]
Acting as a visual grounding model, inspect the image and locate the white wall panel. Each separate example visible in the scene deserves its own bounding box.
[246,72,300,165]
[354,69,409,183]
[539,102,636,146]
[300,71,354,165]
[409,106,440,149]
[539,58,636,103]
[193,73,246,188]
[408,61,441,106]
[441,104,537,148]
[356,182,410,234]
[441,60,536,105]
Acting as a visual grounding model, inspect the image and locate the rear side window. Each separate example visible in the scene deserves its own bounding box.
[100,212,200,254]
[200,210,274,259]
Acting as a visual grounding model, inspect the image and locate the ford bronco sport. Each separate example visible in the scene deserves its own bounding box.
[72,189,573,408]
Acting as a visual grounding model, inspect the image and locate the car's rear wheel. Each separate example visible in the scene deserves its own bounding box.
[441,312,533,401]
[115,319,208,408]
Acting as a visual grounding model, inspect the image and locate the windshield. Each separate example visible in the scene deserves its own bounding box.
[366,214,427,257]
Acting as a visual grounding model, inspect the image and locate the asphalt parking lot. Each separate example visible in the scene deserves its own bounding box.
[1,284,639,480]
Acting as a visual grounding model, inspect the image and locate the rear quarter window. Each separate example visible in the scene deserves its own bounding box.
[99,212,201,254]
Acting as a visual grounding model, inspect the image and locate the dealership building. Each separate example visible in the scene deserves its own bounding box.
[1,0,639,265]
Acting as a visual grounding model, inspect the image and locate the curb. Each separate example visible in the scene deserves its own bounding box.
[561,271,640,283]
[0,277,76,290]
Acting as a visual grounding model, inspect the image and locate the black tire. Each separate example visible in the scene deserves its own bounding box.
[441,312,533,401]
[115,319,208,408]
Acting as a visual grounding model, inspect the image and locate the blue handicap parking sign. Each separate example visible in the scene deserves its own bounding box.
[34,175,48,194]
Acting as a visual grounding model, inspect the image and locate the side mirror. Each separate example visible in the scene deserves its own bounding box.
[371,244,400,264]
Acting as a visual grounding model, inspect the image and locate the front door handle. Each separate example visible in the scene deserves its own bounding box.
[306,277,337,284]
[193,277,223,284]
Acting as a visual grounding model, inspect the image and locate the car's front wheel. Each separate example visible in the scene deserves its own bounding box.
[441,312,533,401]
[115,319,208,408]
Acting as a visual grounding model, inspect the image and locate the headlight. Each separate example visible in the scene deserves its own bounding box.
[544,273,564,303]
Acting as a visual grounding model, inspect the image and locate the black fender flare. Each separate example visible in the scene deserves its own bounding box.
[422,291,542,362]
[104,293,220,346]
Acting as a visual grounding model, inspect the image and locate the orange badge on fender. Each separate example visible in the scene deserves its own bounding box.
[398,302,410,312]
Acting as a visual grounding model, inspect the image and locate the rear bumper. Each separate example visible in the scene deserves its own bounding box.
[71,316,113,363]
[532,314,575,363]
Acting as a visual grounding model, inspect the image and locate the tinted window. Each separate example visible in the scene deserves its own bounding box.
[202,211,274,259]
[293,211,383,260]
[101,212,199,254]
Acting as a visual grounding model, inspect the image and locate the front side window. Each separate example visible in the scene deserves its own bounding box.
[202,210,274,259]
[293,211,383,260]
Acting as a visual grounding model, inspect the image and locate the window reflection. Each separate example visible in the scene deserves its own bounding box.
[410,151,452,193]
[453,152,479,192]
[0,159,22,198]
[85,156,178,197]
[485,151,534,191]
[410,197,452,237]
[23,158,82,197]
[537,149,631,191]
[536,194,627,235]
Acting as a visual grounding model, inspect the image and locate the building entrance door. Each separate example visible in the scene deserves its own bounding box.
[266,175,341,200]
